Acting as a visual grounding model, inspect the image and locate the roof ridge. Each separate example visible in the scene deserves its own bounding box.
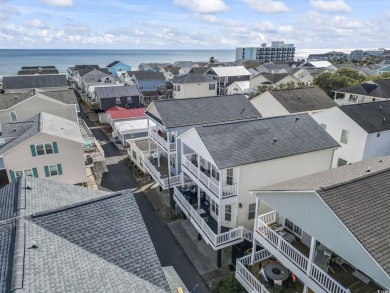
[154,94,244,103]
[29,190,127,219]
[318,165,390,192]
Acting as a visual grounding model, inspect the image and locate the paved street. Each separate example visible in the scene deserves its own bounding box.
[79,108,209,293]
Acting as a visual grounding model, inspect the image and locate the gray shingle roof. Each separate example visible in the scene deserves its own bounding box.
[171,73,215,84]
[77,67,109,76]
[0,176,170,293]
[147,94,261,129]
[106,61,121,68]
[195,113,339,169]
[339,100,390,133]
[132,71,166,81]
[95,85,140,99]
[0,90,77,110]
[189,67,209,74]
[335,79,390,98]
[2,75,68,90]
[268,87,337,113]
[317,169,390,275]
[259,73,292,84]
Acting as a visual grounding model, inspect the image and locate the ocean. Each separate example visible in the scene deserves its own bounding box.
[0,48,356,77]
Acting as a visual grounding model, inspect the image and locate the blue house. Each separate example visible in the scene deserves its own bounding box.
[106,61,132,75]
[129,71,166,91]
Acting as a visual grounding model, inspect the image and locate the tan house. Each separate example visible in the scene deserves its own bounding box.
[0,112,87,185]
[249,73,300,93]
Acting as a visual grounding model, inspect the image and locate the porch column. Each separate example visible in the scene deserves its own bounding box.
[181,172,184,187]
[157,145,160,167]
[147,117,151,153]
[197,154,200,178]
[251,197,260,265]
[306,236,317,275]
[303,285,309,293]
[217,250,222,268]
[217,203,222,234]
[197,186,201,208]
[219,172,223,199]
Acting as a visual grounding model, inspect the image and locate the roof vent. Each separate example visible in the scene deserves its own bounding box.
[379,158,383,163]
[240,107,246,114]
[26,182,32,190]
[30,241,38,249]
[383,118,386,124]
[367,167,371,173]
[273,137,277,144]
[380,106,382,112]
[13,129,16,132]
[295,116,299,122]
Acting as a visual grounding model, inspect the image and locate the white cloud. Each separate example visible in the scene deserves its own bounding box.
[130,28,145,36]
[24,19,46,28]
[310,0,352,13]
[173,0,228,14]
[40,0,74,7]
[193,13,219,23]
[242,0,288,13]
[278,25,292,33]
[254,21,276,32]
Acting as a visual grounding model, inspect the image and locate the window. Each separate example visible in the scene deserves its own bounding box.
[226,168,233,185]
[248,203,256,220]
[211,166,220,181]
[15,169,34,178]
[209,83,215,90]
[132,150,137,160]
[138,85,144,90]
[49,165,58,176]
[116,98,121,104]
[127,97,132,103]
[320,123,327,130]
[337,158,347,167]
[285,218,302,237]
[44,164,62,177]
[10,111,17,122]
[32,142,57,156]
[225,205,232,221]
[340,129,349,144]
[176,85,180,91]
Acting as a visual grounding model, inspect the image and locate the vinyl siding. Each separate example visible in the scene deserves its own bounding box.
[251,91,290,117]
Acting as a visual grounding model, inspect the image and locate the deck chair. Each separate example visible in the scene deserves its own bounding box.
[314,244,335,273]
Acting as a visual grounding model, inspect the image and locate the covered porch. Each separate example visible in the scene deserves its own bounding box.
[256,211,384,293]
[79,118,105,164]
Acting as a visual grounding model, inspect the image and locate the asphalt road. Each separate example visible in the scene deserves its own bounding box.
[79,109,209,293]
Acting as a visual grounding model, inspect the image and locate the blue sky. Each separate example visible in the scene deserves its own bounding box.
[0,0,389,49]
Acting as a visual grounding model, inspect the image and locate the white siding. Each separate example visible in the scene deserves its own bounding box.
[0,96,78,123]
[363,130,390,159]
[4,132,86,185]
[313,107,367,167]
[173,82,217,99]
[236,148,334,230]
[251,91,290,117]
[257,191,390,289]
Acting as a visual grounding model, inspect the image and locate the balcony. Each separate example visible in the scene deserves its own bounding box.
[173,183,252,250]
[182,153,238,202]
[256,212,383,293]
[79,119,105,164]
[148,126,176,152]
[140,149,180,189]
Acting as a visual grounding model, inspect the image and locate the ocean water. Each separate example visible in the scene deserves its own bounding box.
[0,48,361,77]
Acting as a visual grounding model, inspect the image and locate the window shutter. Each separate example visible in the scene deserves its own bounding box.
[57,164,63,175]
[32,168,38,178]
[44,166,50,177]
[9,170,16,181]
[53,142,58,153]
[30,145,37,157]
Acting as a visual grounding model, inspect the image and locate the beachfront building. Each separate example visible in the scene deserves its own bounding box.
[174,114,339,258]
[205,66,251,95]
[140,90,163,106]
[161,65,181,80]
[237,157,390,293]
[226,81,250,95]
[141,95,261,190]
[125,71,166,91]
[0,112,87,185]
[256,63,291,74]
[112,119,152,147]
[106,61,132,74]
[0,89,79,123]
[17,65,59,75]
[1,75,69,94]
[249,73,300,93]
[236,42,295,62]
[172,73,217,99]
[127,137,156,175]
[251,87,336,117]
[0,176,173,293]
[299,61,337,73]
[98,106,146,127]
[67,65,111,91]
[313,100,390,168]
[93,85,140,110]
[333,79,390,105]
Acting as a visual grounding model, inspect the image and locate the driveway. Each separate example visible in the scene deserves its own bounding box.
[78,109,209,293]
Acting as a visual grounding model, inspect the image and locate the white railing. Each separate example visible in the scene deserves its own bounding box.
[182,154,238,200]
[91,137,105,161]
[259,211,276,225]
[148,127,176,151]
[257,218,280,248]
[279,238,308,272]
[310,263,350,293]
[174,186,246,249]
[141,151,180,189]
[236,258,271,293]
[253,249,272,263]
